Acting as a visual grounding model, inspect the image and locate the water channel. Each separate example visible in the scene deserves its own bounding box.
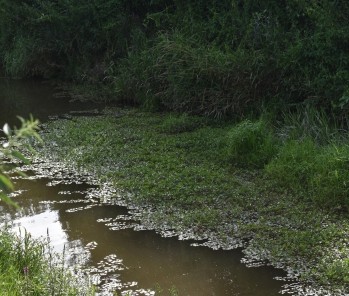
[0,78,295,295]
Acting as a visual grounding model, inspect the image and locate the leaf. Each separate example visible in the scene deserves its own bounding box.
[0,174,14,194]
[13,169,29,178]
[3,123,11,136]
[0,193,20,209]
[33,131,43,142]
[17,116,25,124]
[11,151,31,165]
[23,143,36,154]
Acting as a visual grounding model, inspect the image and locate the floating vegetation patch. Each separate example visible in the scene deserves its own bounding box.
[107,221,139,231]
[85,241,98,250]
[14,107,349,295]
[7,189,27,198]
[66,204,99,212]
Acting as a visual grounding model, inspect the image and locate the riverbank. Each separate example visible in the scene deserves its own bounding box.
[34,107,349,295]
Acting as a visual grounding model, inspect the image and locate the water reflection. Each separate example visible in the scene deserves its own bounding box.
[0,78,103,127]
[12,210,67,252]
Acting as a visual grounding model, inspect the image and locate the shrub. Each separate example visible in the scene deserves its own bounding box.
[228,118,278,168]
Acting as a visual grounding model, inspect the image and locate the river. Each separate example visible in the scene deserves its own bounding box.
[0,78,294,295]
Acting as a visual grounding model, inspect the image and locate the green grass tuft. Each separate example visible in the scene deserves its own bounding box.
[228,118,279,168]
[0,226,94,295]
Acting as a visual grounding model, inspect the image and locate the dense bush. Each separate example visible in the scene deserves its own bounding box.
[1,0,349,116]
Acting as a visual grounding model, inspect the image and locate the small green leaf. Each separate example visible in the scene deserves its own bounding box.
[33,132,43,142]
[0,174,14,194]
[11,151,31,165]
[17,116,25,124]
[13,169,29,178]
[3,123,11,136]
[0,193,20,209]
[23,143,36,154]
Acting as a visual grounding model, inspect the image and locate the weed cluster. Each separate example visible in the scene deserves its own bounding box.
[228,118,278,168]
[0,226,94,295]
[264,106,349,209]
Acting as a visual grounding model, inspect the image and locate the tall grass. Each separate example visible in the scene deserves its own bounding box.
[114,33,278,118]
[267,107,349,210]
[0,226,94,295]
[228,118,278,168]
[207,105,349,210]
[276,106,340,145]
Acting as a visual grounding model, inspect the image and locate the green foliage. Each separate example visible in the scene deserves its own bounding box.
[277,106,337,145]
[266,107,349,210]
[267,139,349,210]
[0,227,94,295]
[153,283,179,296]
[0,0,147,79]
[0,116,41,207]
[229,118,278,168]
[114,32,277,117]
[1,0,349,115]
[158,113,210,134]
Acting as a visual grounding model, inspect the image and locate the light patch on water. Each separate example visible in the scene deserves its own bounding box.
[11,210,68,252]
[280,283,349,296]
[85,241,98,250]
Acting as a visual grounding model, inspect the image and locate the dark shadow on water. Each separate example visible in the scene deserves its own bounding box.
[0,78,104,128]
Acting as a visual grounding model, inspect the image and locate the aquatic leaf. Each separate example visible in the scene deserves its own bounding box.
[0,193,20,209]
[2,123,11,136]
[0,174,14,194]
[11,151,31,165]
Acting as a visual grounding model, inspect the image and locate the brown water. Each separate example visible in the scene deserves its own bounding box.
[0,78,292,295]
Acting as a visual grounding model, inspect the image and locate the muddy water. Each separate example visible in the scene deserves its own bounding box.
[0,79,292,295]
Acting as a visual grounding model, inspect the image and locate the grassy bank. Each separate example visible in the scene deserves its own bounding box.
[0,226,94,295]
[35,107,349,295]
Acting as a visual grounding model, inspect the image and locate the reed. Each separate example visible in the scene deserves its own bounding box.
[0,226,94,295]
